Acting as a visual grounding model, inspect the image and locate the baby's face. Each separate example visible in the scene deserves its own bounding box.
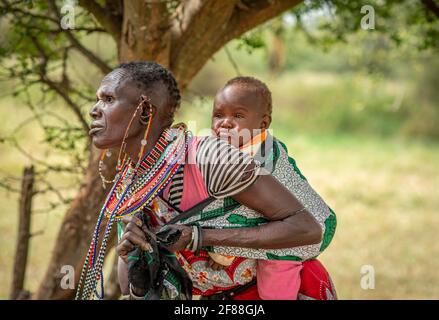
[212,85,269,148]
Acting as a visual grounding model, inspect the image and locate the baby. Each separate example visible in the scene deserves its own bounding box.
[209,76,330,300]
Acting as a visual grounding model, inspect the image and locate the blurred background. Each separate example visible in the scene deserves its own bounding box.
[0,1,438,299]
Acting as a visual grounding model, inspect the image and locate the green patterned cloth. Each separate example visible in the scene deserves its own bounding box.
[178,137,337,262]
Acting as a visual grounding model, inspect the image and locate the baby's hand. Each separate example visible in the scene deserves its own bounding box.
[206,253,235,271]
[207,257,227,271]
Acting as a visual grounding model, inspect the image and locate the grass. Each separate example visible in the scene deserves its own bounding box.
[277,133,439,299]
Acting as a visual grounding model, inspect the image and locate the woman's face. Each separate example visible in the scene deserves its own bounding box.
[89,69,144,149]
[211,85,270,147]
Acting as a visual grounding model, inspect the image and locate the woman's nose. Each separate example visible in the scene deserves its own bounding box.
[89,102,102,119]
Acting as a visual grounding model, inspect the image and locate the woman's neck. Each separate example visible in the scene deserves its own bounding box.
[124,122,167,164]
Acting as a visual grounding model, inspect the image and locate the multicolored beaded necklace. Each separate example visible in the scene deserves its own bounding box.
[75,126,190,300]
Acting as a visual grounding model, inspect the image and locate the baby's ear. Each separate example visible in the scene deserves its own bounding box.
[261,114,272,129]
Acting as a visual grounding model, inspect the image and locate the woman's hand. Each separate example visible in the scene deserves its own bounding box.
[116,216,194,259]
[161,224,193,252]
[117,216,152,263]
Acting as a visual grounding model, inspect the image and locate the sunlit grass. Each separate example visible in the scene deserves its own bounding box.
[278,133,439,299]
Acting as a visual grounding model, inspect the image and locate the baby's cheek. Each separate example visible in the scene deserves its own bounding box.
[211,120,220,133]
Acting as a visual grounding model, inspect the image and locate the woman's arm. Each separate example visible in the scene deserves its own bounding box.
[119,146,323,254]
[118,257,130,295]
[192,136,322,250]
[201,174,322,249]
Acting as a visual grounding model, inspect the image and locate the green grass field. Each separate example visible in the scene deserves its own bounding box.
[1,128,438,299]
[280,133,439,299]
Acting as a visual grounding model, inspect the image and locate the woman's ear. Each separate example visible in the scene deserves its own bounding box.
[260,114,272,130]
[139,95,156,126]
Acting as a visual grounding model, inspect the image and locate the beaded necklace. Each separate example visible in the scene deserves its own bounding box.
[75,126,190,300]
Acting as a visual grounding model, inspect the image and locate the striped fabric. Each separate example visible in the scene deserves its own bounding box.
[168,166,184,207]
[167,136,262,207]
[195,136,262,199]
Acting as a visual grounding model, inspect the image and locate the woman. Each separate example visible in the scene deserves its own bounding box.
[76,61,327,300]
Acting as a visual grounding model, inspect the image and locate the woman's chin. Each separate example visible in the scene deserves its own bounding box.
[92,136,121,151]
[91,136,108,149]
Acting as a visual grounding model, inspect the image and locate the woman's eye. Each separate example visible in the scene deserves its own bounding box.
[235,113,244,119]
[106,96,114,103]
[214,114,223,118]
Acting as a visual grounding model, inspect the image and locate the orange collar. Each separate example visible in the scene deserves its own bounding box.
[240,130,268,156]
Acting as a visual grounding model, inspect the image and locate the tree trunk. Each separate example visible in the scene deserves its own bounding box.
[35,148,119,299]
[10,166,34,300]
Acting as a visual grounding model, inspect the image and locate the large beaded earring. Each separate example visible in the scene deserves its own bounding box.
[98,98,145,189]
[116,99,144,169]
[137,97,154,165]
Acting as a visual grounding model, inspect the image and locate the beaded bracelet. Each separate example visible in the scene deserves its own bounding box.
[191,225,199,252]
[186,226,195,251]
[196,225,203,251]
[186,225,202,252]
[129,283,146,300]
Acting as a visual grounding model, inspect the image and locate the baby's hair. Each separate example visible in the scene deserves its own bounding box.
[223,76,272,115]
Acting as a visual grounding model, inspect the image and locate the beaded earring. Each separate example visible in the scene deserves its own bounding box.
[98,96,153,189]
[136,97,154,165]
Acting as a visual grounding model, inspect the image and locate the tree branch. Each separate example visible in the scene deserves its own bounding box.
[222,0,302,43]
[28,35,90,134]
[119,0,171,64]
[64,31,112,74]
[171,0,237,43]
[0,2,59,23]
[170,0,301,88]
[47,0,112,75]
[41,77,90,134]
[77,0,123,42]
[5,136,80,174]
[1,1,107,34]
[224,45,242,76]
[170,0,237,85]
[421,0,439,19]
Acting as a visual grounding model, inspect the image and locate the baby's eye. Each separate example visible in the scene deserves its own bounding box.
[213,113,223,118]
